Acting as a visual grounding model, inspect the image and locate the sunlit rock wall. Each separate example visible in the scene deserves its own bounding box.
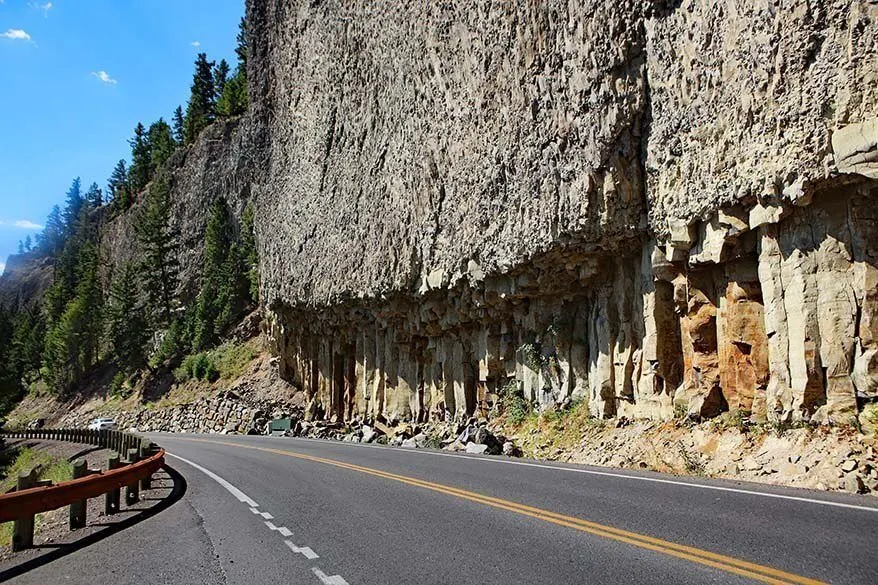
[248,0,878,425]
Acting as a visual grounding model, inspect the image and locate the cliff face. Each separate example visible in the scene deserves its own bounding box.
[248,0,878,427]
[0,253,54,312]
[0,118,255,315]
[101,118,256,303]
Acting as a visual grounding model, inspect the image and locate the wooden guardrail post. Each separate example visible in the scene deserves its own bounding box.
[12,470,36,551]
[105,453,121,514]
[70,459,87,529]
[125,448,140,505]
[139,442,152,490]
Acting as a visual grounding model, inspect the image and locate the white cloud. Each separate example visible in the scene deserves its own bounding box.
[14,220,43,230]
[1,29,31,41]
[190,41,201,47]
[91,70,117,85]
[29,1,52,16]
[0,219,43,230]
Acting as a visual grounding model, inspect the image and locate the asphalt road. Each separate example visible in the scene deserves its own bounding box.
[5,433,878,584]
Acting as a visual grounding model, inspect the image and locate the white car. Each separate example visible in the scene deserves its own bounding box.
[88,418,117,431]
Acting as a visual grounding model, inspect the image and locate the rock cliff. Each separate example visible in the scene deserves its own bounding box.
[101,117,256,302]
[248,0,878,427]
[0,118,255,312]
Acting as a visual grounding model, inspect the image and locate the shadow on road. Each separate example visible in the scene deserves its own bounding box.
[0,464,186,582]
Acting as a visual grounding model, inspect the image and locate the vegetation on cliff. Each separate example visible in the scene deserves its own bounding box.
[0,19,253,415]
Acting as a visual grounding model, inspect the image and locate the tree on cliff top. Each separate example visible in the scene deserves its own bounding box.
[129,122,152,194]
[235,17,248,68]
[136,177,180,327]
[213,59,230,98]
[36,205,64,256]
[108,160,131,209]
[172,106,185,144]
[217,19,248,117]
[86,182,103,208]
[149,118,175,175]
[184,53,216,144]
[62,177,84,234]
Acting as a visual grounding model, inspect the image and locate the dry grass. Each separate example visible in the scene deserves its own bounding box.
[500,398,606,458]
[0,447,73,547]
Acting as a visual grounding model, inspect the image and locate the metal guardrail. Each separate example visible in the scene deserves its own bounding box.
[0,428,165,551]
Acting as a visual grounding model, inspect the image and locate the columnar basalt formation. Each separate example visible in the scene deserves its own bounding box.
[247,1,878,425]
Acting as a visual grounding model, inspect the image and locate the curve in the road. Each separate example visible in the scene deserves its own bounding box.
[173,437,826,585]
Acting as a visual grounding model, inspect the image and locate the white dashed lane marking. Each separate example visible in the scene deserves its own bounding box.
[167,450,351,584]
[311,567,349,585]
[285,540,319,560]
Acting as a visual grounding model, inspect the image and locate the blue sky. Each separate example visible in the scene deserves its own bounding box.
[0,0,244,273]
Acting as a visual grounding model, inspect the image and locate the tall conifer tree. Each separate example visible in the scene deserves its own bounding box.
[136,177,180,326]
[184,53,216,144]
[129,123,152,193]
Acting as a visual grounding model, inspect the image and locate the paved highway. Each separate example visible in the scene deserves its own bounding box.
[5,433,878,584]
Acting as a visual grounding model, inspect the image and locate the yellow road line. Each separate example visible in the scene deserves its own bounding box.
[176,437,826,585]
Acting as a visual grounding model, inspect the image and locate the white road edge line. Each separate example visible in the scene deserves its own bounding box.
[286,437,878,514]
[261,511,274,520]
[311,566,348,585]
[278,526,293,537]
[265,521,278,531]
[249,507,261,515]
[167,452,259,508]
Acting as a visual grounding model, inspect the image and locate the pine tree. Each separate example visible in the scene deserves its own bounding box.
[192,197,231,349]
[214,59,230,98]
[136,177,180,327]
[108,160,131,208]
[0,308,24,414]
[24,235,32,252]
[217,19,249,117]
[172,106,185,144]
[184,53,216,144]
[10,306,44,384]
[129,122,153,194]
[149,118,175,174]
[37,205,65,256]
[216,73,247,117]
[43,243,103,393]
[63,177,84,235]
[107,262,148,372]
[235,17,248,68]
[191,197,253,350]
[17,241,25,254]
[86,182,103,208]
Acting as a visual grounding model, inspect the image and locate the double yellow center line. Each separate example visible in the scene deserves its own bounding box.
[178,438,825,585]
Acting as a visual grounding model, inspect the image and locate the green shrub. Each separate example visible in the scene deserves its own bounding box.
[151,318,186,368]
[499,381,532,426]
[109,371,131,398]
[174,352,219,383]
